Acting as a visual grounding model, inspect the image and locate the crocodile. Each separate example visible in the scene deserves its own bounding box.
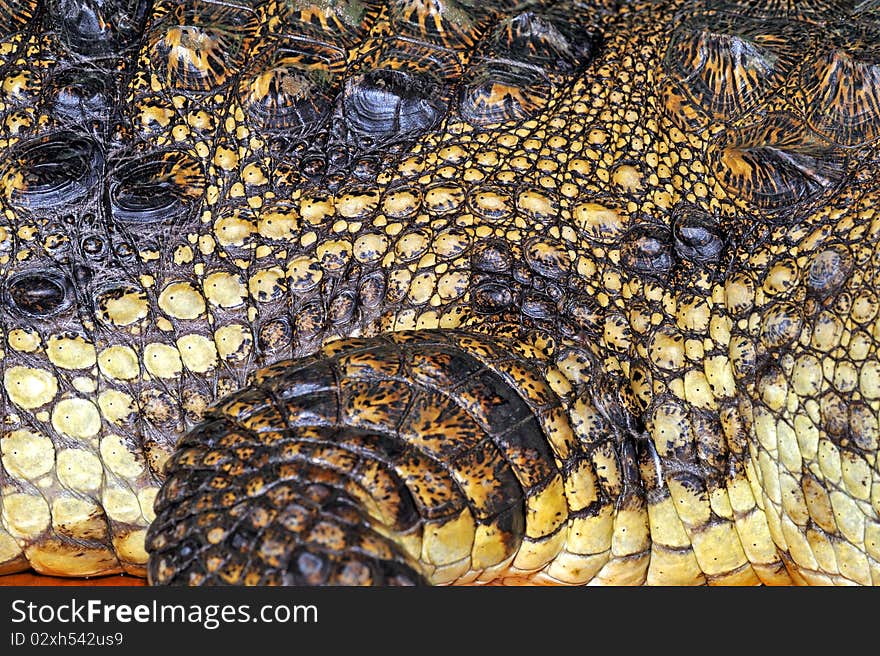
[0,0,878,585]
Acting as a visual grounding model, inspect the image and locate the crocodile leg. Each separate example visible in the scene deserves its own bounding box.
[147,330,644,585]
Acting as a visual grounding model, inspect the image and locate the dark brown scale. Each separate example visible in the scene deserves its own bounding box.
[49,0,146,54]
[47,69,111,122]
[4,269,72,317]
[621,225,674,278]
[341,69,448,143]
[472,280,515,313]
[109,152,203,225]
[357,271,387,308]
[698,0,856,20]
[672,205,725,264]
[521,292,557,321]
[2,132,100,210]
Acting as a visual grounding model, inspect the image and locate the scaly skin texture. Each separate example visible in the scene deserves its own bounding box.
[0,0,879,584]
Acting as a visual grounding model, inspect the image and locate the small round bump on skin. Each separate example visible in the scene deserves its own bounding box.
[810,310,844,352]
[848,402,879,451]
[336,190,379,220]
[101,487,143,524]
[395,230,430,261]
[648,325,685,371]
[158,282,207,320]
[1,429,55,480]
[286,255,324,291]
[612,164,643,191]
[760,302,804,349]
[800,23,880,147]
[8,0,880,588]
[762,258,799,296]
[807,244,853,298]
[758,366,788,411]
[3,366,58,409]
[433,231,470,259]
[203,271,247,308]
[573,202,629,244]
[95,286,150,327]
[98,345,140,381]
[710,113,845,210]
[423,184,465,215]
[850,290,879,324]
[725,273,756,316]
[51,398,102,440]
[517,188,557,221]
[110,151,203,225]
[473,282,514,313]
[257,318,292,353]
[257,208,298,241]
[46,335,96,370]
[472,241,511,274]
[316,240,353,273]
[99,433,144,478]
[144,343,183,379]
[149,22,243,91]
[5,269,72,317]
[525,239,571,280]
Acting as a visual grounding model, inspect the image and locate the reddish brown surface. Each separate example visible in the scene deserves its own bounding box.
[0,572,146,586]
